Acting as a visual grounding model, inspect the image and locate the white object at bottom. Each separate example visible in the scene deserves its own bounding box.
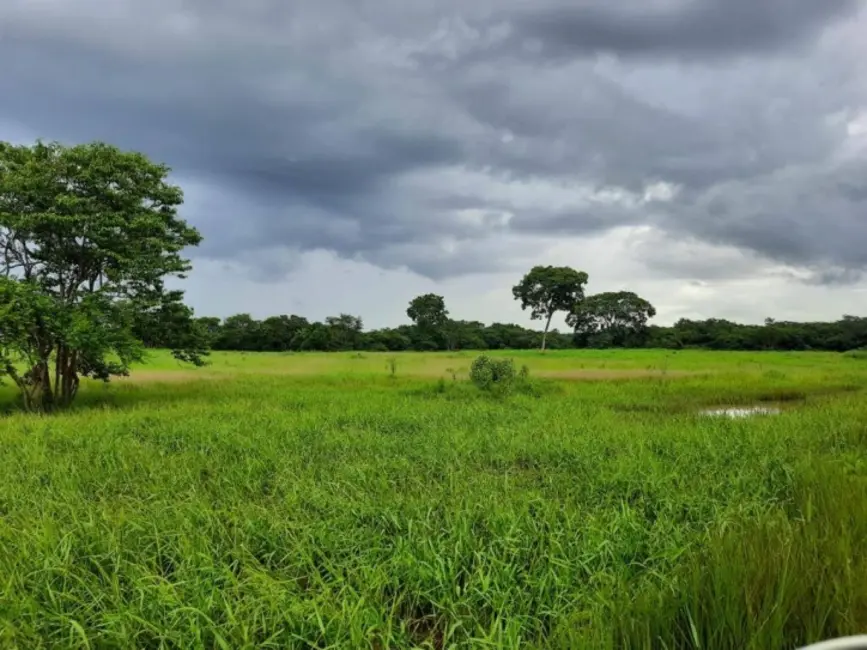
[800,637,867,650]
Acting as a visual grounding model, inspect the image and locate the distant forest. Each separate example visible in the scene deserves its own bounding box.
[134,310,867,354]
[130,265,867,354]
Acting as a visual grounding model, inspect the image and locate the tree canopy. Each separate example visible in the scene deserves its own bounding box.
[146,309,867,355]
[407,294,449,330]
[0,140,206,411]
[406,293,454,350]
[512,265,589,350]
[568,291,657,348]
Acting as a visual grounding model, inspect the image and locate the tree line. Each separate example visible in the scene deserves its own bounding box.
[134,262,867,355]
[134,304,867,355]
[2,140,866,412]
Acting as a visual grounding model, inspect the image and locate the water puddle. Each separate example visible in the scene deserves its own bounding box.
[700,406,781,418]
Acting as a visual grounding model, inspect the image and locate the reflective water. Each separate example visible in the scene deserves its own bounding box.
[700,406,781,418]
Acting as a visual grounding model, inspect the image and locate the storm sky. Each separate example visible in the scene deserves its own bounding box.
[2,0,866,329]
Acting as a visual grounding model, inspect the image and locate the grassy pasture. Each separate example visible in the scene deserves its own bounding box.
[1,349,866,648]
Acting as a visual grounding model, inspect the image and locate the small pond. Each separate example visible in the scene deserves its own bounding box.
[700,406,781,418]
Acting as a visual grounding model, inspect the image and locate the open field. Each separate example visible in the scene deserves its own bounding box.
[2,349,867,648]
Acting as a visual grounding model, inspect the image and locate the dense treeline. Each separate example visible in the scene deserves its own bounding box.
[126,264,867,355]
[135,313,575,353]
[646,316,867,352]
[134,310,867,353]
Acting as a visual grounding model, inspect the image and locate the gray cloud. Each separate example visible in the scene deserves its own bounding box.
[665,156,867,271]
[0,0,865,287]
[501,0,860,61]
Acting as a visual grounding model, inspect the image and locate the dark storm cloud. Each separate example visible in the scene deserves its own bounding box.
[0,0,865,283]
[447,71,760,192]
[664,158,867,271]
[509,204,644,236]
[502,0,859,61]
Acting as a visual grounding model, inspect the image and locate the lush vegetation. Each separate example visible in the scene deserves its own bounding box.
[3,139,866,415]
[3,139,867,648]
[1,349,866,648]
[0,141,205,412]
[135,310,867,355]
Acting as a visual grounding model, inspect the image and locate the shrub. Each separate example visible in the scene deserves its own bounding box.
[469,355,517,391]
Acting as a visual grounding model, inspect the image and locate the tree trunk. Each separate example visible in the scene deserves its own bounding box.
[541,312,554,351]
[54,346,62,403]
[21,359,55,412]
[11,349,82,413]
[58,348,79,408]
[5,363,34,412]
[40,361,54,411]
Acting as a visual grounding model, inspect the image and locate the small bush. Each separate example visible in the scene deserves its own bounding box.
[469,355,517,391]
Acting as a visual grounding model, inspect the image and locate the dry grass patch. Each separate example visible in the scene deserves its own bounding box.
[539,368,701,380]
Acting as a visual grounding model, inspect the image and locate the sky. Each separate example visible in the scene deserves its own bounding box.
[2,0,867,330]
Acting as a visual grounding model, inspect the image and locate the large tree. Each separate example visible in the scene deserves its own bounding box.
[512,265,589,351]
[568,291,657,348]
[0,140,205,411]
[407,293,452,349]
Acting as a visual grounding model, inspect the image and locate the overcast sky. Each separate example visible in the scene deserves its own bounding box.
[2,0,867,329]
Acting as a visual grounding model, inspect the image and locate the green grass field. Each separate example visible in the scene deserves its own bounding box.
[1,349,866,649]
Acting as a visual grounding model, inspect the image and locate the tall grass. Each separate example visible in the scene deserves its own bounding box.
[0,351,865,648]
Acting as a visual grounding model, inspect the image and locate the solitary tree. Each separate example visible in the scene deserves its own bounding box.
[407,293,453,349]
[0,140,206,411]
[568,291,656,348]
[512,265,589,351]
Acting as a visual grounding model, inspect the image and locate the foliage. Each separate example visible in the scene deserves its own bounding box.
[469,354,516,390]
[1,349,866,647]
[131,289,210,364]
[261,315,309,351]
[406,293,449,331]
[127,310,867,355]
[324,314,364,351]
[297,322,333,351]
[569,291,657,348]
[0,140,205,411]
[649,315,867,352]
[512,265,589,350]
[406,293,453,350]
